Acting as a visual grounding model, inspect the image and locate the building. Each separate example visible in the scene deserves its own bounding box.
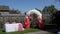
[0,9,25,22]
[0,10,21,16]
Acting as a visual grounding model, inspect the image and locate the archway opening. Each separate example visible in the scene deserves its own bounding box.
[30,13,38,28]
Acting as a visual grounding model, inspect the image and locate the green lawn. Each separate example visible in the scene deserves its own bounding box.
[0,28,55,34]
[0,28,41,34]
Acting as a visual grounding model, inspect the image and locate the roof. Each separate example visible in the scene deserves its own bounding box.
[9,10,20,14]
[0,10,20,14]
[0,5,10,10]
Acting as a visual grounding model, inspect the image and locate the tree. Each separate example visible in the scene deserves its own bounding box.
[48,5,57,14]
[35,8,42,13]
[55,0,60,2]
[43,5,57,24]
[43,5,57,14]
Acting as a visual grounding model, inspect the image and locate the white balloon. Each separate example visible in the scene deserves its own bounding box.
[26,9,42,18]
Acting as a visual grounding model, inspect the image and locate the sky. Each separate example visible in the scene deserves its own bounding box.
[0,0,60,13]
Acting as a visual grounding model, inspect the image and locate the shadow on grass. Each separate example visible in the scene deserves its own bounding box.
[41,25,60,34]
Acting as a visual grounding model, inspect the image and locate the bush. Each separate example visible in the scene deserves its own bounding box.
[0,20,4,28]
[30,20,38,28]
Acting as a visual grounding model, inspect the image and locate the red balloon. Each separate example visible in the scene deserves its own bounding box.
[25,16,30,29]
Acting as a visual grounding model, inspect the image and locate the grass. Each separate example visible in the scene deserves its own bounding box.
[0,28,41,34]
[47,32,56,34]
[0,28,55,34]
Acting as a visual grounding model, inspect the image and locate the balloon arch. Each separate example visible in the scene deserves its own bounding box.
[25,9,44,29]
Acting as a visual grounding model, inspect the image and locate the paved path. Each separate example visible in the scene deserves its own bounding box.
[26,31,49,34]
[26,28,59,34]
